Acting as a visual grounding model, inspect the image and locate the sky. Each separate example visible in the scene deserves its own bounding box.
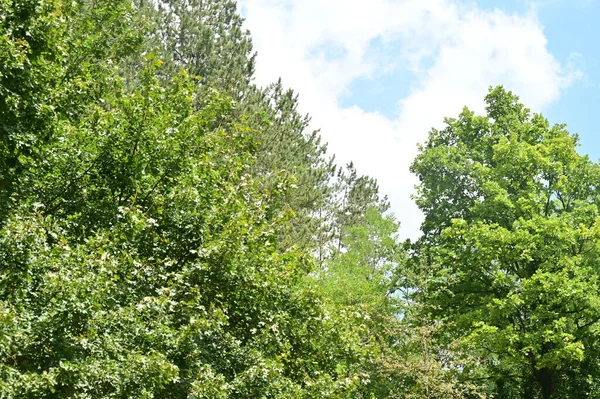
[238,0,600,240]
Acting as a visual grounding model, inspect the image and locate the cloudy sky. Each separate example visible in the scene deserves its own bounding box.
[238,0,600,239]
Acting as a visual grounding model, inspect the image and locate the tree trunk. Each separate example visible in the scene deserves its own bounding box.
[535,368,556,399]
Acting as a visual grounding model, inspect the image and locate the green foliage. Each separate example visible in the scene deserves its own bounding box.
[411,86,600,398]
[134,0,337,255]
[0,0,70,204]
[241,81,335,253]
[331,163,390,254]
[311,206,400,397]
[0,0,375,397]
[11,0,599,397]
[0,0,142,220]
[318,207,399,309]
[146,0,255,97]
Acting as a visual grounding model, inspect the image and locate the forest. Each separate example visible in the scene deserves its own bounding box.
[1,0,599,397]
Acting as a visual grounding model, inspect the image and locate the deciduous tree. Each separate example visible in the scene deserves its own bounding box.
[411,86,600,398]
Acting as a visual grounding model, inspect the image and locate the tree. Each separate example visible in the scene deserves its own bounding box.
[0,0,140,221]
[314,206,483,399]
[410,86,600,398]
[316,207,400,310]
[134,1,338,255]
[330,163,389,255]
[311,206,403,398]
[241,81,335,253]
[0,1,374,396]
[140,0,255,98]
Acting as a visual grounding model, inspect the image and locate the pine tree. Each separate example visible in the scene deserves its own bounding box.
[331,162,390,254]
[141,0,255,98]
[241,81,336,252]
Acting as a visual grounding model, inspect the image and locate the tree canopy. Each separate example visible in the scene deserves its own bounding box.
[411,86,600,398]
[2,0,599,398]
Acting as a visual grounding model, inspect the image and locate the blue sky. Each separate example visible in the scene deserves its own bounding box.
[240,0,600,238]
[536,1,600,160]
[339,0,600,158]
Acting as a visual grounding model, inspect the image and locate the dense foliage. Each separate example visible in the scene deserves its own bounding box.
[1,0,599,398]
[411,88,600,398]
[0,0,368,397]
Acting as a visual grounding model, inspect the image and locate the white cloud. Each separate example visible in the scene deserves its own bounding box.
[239,0,580,240]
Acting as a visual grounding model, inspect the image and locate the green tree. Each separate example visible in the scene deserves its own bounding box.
[317,207,400,310]
[142,0,255,98]
[1,60,369,399]
[411,86,600,398]
[135,0,337,255]
[331,163,389,255]
[0,0,140,221]
[242,81,335,253]
[312,207,401,397]
[0,0,376,396]
[313,207,482,399]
